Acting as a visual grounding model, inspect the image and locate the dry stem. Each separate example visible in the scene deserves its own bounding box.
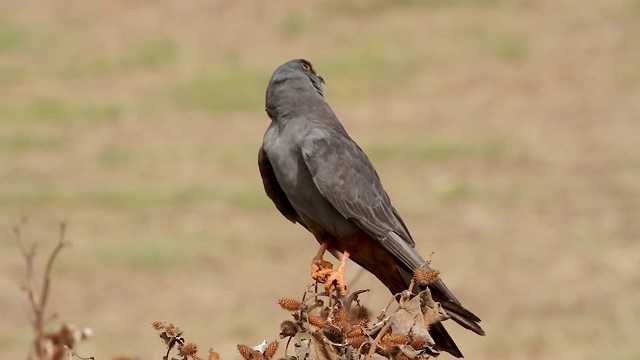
[15,223,70,359]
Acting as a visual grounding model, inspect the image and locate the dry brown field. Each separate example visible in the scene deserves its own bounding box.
[1,1,639,359]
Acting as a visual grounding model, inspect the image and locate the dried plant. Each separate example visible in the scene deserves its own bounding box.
[15,223,93,360]
[152,259,450,360]
[272,278,449,360]
[16,223,453,360]
[412,269,440,287]
[153,320,220,360]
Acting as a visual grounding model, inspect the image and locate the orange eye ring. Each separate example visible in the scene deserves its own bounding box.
[301,62,311,71]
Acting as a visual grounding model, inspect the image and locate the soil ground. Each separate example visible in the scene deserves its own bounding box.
[1,1,639,359]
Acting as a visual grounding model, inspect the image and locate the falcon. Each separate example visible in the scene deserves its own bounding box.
[258,59,484,357]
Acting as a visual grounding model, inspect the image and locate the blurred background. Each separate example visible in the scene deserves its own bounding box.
[1,0,639,359]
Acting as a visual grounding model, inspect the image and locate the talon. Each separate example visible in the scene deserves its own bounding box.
[325,251,350,296]
[311,259,333,283]
[325,269,347,295]
[311,243,333,283]
[310,244,350,295]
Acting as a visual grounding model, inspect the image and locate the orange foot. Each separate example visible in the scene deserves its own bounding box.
[309,244,350,296]
[325,251,349,295]
[311,243,333,283]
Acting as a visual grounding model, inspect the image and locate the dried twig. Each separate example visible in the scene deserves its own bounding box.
[366,320,392,360]
[64,346,95,360]
[16,223,71,359]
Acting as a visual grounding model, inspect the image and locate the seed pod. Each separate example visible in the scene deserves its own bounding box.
[237,344,252,360]
[180,342,198,357]
[279,320,298,338]
[307,314,326,328]
[410,336,427,350]
[278,298,302,311]
[346,326,364,339]
[413,268,440,286]
[263,341,279,358]
[208,349,220,360]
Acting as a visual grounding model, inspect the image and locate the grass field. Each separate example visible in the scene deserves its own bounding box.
[1,0,639,359]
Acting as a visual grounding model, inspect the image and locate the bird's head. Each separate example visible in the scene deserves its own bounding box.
[266,59,326,120]
[274,58,324,86]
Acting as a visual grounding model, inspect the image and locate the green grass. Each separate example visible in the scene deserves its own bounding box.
[477,30,532,61]
[0,186,269,209]
[0,134,64,152]
[281,13,314,35]
[99,144,257,168]
[98,241,189,270]
[0,98,125,123]
[366,140,507,161]
[57,37,181,78]
[0,66,28,85]
[128,38,181,68]
[0,21,28,52]
[319,46,419,98]
[322,0,501,14]
[171,67,266,113]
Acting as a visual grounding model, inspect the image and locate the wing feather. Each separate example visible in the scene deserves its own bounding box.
[258,146,306,227]
[300,131,416,252]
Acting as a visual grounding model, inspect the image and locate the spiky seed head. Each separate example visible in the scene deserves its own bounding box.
[388,334,408,345]
[413,268,440,286]
[208,349,221,360]
[307,314,326,328]
[346,326,364,339]
[252,350,265,360]
[279,320,298,338]
[332,307,350,330]
[350,306,371,325]
[410,336,427,350]
[151,320,165,330]
[237,344,252,360]
[164,323,177,336]
[375,343,390,357]
[263,341,279,358]
[322,324,344,343]
[278,298,301,312]
[180,342,198,356]
[335,307,349,324]
[380,335,398,355]
[348,335,366,349]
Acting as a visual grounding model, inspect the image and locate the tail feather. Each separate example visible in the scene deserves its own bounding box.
[429,322,464,358]
[442,301,485,336]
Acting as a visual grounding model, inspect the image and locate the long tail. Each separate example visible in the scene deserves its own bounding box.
[442,300,485,336]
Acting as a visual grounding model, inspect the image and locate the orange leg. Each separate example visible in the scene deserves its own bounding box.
[313,242,330,262]
[311,243,333,284]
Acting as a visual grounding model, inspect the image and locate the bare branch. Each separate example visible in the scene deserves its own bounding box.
[39,223,70,318]
[16,222,72,360]
[64,346,95,360]
[366,320,392,360]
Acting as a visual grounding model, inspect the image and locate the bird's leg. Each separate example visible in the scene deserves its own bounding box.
[311,243,334,284]
[325,251,349,296]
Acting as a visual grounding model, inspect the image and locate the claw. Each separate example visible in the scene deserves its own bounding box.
[310,245,350,296]
[311,258,334,283]
[327,251,349,295]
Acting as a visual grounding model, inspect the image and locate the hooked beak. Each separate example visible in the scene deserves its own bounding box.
[316,73,325,84]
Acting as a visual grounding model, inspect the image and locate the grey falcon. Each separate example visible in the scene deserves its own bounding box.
[258,59,484,357]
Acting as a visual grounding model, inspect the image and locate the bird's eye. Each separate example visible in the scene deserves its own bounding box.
[301,62,311,71]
